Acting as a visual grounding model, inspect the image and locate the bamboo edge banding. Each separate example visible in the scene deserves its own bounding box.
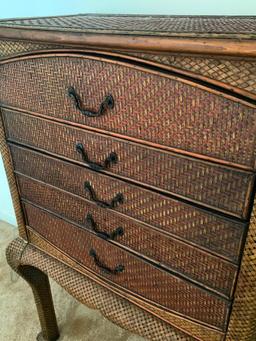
[0,28,256,57]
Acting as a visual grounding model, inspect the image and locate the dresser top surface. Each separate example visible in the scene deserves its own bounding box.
[0,14,255,39]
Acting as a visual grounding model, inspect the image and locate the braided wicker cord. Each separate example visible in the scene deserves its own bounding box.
[6,237,195,341]
[0,113,27,239]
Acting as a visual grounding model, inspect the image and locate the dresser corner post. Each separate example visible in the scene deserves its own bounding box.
[6,238,60,341]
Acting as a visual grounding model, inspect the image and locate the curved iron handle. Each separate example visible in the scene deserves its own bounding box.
[89,248,124,275]
[76,143,118,171]
[68,86,114,117]
[84,181,124,209]
[85,213,124,240]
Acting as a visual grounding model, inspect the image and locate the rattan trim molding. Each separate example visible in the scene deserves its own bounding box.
[0,111,27,239]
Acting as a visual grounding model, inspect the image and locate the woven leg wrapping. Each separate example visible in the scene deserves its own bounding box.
[6,239,59,341]
[6,237,194,341]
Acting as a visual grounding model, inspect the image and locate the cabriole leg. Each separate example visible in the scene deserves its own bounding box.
[6,239,59,341]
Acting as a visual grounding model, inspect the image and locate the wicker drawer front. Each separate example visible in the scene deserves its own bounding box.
[18,174,238,298]
[4,110,254,219]
[11,145,246,264]
[1,54,256,170]
[24,202,230,330]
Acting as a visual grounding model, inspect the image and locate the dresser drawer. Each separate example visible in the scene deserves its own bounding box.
[4,110,254,219]
[11,145,245,263]
[1,54,256,169]
[24,202,230,330]
[18,174,238,298]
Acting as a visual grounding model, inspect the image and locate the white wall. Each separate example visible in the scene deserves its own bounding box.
[0,1,256,226]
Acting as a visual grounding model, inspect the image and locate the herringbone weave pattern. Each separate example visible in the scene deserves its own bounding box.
[24,203,230,330]
[18,174,238,297]
[10,144,246,263]
[4,109,254,219]
[0,15,255,37]
[128,52,256,95]
[1,56,256,169]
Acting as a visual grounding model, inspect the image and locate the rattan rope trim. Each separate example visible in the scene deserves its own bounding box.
[0,112,27,239]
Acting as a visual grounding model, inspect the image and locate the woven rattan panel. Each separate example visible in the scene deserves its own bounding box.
[0,115,26,239]
[11,144,246,263]
[6,238,195,341]
[0,39,66,59]
[24,203,230,330]
[1,56,256,170]
[0,15,255,38]
[4,110,254,219]
[226,197,256,341]
[18,175,238,298]
[0,40,255,100]
[126,52,256,96]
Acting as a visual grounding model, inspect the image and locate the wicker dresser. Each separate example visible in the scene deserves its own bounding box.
[1,15,256,341]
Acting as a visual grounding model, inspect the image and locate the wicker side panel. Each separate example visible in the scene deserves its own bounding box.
[0,113,26,239]
[4,110,254,219]
[18,175,238,298]
[1,57,256,170]
[6,237,195,341]
[226,197,256,341]
[11,144,246,263]
[126,52,256,96]
[24,203,230,330]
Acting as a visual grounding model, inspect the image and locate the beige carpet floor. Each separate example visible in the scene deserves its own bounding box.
[0,220,145,341]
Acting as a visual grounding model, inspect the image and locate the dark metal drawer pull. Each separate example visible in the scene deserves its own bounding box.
[85,213,124,240]
[84,181,124,209]
[68,86,114,117]
[89,248,124,275]
[76,143,118,171]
